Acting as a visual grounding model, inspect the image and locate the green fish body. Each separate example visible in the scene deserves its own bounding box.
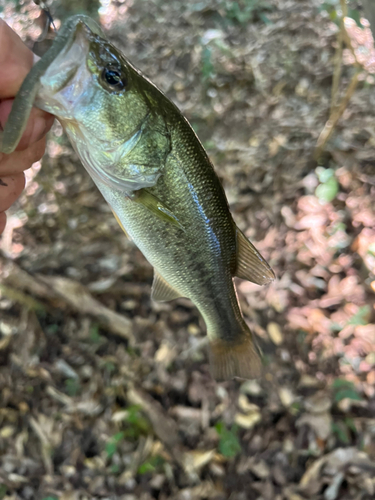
[0,16,275,380]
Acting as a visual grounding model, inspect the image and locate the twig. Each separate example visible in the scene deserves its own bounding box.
[127,384,185,467]
[29,416,53,475]
[0,255,135,343]
[315,68,361,160]
[315,0,364,159]
[0,284,46,312]
[330,17,344,114]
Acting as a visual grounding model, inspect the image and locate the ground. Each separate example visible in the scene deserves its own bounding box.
[0,0,375,499]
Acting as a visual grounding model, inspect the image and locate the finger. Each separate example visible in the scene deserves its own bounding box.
[0,137,46,176]
[0,19,33,99]
[0,99,54,152]
[0,172,25,212]
[0,212,6,235]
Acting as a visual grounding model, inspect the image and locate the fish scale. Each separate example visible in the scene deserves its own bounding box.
[0,14,275,380]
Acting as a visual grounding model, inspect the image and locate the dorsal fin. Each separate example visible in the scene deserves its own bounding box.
[235,228,275,285]
[151,271,182,302]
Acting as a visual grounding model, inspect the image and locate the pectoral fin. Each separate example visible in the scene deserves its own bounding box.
[133,189,184,230]
[235,228,275,285]
[151,271,182,302]
[110,208,131,240]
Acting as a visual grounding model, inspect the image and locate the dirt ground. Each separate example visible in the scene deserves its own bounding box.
[0,0,375,499]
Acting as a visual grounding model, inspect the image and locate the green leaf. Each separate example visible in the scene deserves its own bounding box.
[89,324,104,344]
[334,388,363,403]
[215,421,225,435]
[105,441,117,458]
[330,321,343,332]
[315,177,338,203]
[46,324,59,335]
[316,166,334,183]
[215,423,241,458]
[124,405,150,434]
[103,361,116,374]
[201,47,215,81]
[290,401,302,415]
[105,431,125,458]
[112,431,126,443]
[331,378,355,390]
[110,464,120,474]
[138,455,165,475]
[347,305,371,326]
[332,421,351,444]
[345,417,357,434]
[0,485,8,500]
[64,378,81,397]
[138,462,155,474]
[348,9,363,28]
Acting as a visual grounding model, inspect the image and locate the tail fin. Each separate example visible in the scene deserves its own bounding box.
[209,331,262,381]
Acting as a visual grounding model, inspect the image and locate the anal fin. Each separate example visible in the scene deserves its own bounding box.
[235,228,275,285]
[151,271,182,302]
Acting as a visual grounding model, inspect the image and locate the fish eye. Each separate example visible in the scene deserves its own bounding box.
[101,67,127,91]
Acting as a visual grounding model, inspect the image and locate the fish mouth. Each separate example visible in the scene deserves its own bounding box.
[35,21,161,194]
[36,25,91,119]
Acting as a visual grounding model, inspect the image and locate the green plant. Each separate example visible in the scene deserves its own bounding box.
[331,378,363,403]
[331,305,371,331]
[138,454,165,475]
[64,378,81,397]
[201,47,215,82]
[320,0,363,27]
[215,422,242,458]
[331,420,351,444]
[332,417,357,444]
[89,324,105,344]
[105,406,151,458]
[222,0,273,25]
[315,0,365,158]
[0,485,8,500]
[315,167,339,203]
[347,305,371,326]
[105,431,125,458]
[121,405,150,437]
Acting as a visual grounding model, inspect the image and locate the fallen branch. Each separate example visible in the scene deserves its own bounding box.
[0,255,135,343]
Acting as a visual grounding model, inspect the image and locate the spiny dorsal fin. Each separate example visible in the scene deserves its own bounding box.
[235,228,275,285]
[151,271,182,302]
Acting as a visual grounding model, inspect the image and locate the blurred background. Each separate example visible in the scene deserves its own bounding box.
[0,0,375,499]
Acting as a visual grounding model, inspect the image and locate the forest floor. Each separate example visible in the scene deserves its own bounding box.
[0,0,375,499]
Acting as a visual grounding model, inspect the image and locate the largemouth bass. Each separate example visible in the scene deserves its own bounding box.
[0,15,275,380]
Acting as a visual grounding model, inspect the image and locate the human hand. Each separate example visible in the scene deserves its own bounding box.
[0,19,54,235]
